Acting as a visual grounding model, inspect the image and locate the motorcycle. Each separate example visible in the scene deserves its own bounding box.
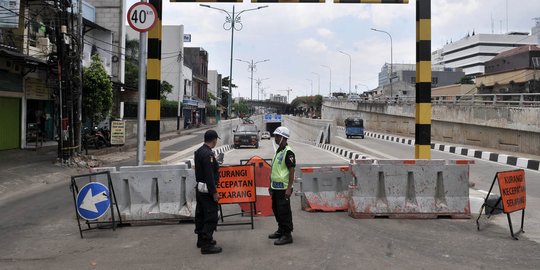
[82,126,110,151]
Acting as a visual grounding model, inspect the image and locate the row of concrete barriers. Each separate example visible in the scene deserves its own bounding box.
[296,159,473,219]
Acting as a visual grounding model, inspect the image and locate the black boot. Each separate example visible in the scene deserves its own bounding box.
[197,235,217,248]
[201,244,222,254]
[268,231,282,239]
[274,234,293,245]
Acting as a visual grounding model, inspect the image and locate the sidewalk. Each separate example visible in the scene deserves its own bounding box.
[0,125,213,203]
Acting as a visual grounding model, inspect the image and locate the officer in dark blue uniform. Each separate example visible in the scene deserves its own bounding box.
[194,130,222,254]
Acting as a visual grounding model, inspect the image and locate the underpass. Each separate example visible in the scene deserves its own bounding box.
[1,115,539,269]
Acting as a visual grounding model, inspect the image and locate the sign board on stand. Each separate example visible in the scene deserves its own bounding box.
[216,164,256,229]
[476,169,526,240]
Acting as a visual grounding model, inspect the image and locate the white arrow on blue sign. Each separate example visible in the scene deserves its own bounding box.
[76,182,111,221]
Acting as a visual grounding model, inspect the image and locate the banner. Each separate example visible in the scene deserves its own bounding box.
[110,121,125,145]
[217,165,256,204]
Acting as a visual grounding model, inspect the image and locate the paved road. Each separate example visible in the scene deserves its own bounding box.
[1,134,539,269]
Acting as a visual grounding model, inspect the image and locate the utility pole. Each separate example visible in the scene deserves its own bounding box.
[256,77,270,100]
[278,88,292,103]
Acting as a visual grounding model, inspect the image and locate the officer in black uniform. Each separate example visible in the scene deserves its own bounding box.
[194,130,222,254]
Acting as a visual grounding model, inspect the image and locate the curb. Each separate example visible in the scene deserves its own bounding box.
[316,143,371,161]
[363,131,540,171]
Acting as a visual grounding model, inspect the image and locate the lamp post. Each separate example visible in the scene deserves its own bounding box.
[321,65,332,97]
[306,78,313,96]
[371,28,393,97]
[256,77,270,100]
[311,72,320,95]
[200,4,268,118]
[338,50,352,94]
[236,58,269,102]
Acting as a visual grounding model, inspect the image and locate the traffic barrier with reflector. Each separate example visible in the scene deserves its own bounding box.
[296,166,352,212]
[349,159,473,219]
[239,156,274,216]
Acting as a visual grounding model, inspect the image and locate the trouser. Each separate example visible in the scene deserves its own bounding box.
[195,190,219,244]
[271,189,293,235]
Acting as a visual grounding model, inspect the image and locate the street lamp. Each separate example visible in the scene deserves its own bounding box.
[338,50,352,94]
[356,83,370,93]
[321,65,332,97]
[256,77,270,100]
[311,72,320,95]
[371,28,393,97]
[306,78,313,96]
[200,4,268,118]
[236,58,270,102]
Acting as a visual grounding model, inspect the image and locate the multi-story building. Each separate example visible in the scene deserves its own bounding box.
[476,45,540,94]
[269,94,287,103]
[432,22,539,76]
[377,63,465,97]
[184,47,208,125]
[0,0,113,150]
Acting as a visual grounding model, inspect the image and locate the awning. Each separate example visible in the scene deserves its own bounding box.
[0,48,47,65]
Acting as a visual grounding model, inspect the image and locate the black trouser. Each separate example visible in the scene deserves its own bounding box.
[271,189,293,235]
[195,191,219,244]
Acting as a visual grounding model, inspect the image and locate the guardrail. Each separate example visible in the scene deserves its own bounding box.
[325,93,540,107]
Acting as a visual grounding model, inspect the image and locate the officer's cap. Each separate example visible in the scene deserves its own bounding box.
[204,130,220,142]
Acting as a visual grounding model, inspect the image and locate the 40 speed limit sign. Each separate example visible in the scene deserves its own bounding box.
[127,2,158,32]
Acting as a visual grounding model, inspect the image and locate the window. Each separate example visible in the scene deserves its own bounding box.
[410,77,416,84]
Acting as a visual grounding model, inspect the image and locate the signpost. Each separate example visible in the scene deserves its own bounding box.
[110,120,126,145]
[127,2,158,33]
[216,164,256,229]
[70,171,122,238]
[476,169,526,240]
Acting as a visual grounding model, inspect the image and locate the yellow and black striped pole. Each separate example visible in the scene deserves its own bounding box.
[415,0,431,159]
[146,0,162,163]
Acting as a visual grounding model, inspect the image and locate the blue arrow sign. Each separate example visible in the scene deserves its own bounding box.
[76,182,111,221]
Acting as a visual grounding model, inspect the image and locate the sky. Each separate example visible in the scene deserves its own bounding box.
[127,0,540,101]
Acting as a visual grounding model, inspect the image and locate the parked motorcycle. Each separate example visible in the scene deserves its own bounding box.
[82,126,110,151]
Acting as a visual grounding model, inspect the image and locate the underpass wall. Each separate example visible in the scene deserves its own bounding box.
[283,115,334,144]
[322,101,540,155]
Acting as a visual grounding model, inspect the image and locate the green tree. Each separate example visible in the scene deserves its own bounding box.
[233,100,249,116]
[83,54,113,125]
[459,76,474,84]
[161,80,173,100]
[125,37,139,88]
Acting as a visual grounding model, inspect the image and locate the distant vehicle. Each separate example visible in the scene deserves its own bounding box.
[348,94,361,101]
[261,131,271,140]
[345,117,364,139]
[233,124,260,148]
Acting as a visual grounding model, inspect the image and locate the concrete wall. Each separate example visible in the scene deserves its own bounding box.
[283,115,333,144]
[322,101,540,155]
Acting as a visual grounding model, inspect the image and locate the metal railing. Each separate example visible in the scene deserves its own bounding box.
[324,93,540,107]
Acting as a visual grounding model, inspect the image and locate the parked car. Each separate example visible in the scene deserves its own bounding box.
[261,131,271,140]
[233,124,260,148]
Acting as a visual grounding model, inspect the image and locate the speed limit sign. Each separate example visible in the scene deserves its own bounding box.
[127,2,158,32]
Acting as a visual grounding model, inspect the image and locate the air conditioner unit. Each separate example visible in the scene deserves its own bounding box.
[37,38,50,53]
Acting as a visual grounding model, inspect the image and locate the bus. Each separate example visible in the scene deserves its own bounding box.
[345,117,364,139]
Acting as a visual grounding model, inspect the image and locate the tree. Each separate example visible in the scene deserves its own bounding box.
[233,100,249,116]
[222,76,238,89]
[125,37,139,88]
[161,80,173,100]
[83,54,113,125]
[459,76,474,84]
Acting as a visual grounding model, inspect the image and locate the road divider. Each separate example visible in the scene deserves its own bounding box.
[349,159,473,219]
[295,166,352,212]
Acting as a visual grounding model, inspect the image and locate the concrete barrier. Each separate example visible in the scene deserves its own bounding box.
[349,159,472,219]
[296,166,352,212]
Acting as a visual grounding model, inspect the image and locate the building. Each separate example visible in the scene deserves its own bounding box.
[183,47,209,126]
[432,22,539,76]
[207,70,223,122]
[0,0,113,150]
[269,94,287,103]
[476,45,540,94]
[377,63,465,97]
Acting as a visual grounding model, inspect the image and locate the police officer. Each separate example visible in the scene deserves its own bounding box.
[268,126,295,245]
[194,130,222,254]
